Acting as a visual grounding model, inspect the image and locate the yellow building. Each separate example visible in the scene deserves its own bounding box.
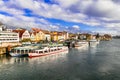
[51,31,58,41]
[51,31,68,41]
[31,28,68,42]
[31,28,42,42]
[31,28,50,42]
[38,30,45,41]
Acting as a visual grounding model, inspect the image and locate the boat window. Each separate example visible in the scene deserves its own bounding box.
[44,51,47,52]
[29,50,31,53]
[11,49,14,52]
[21,50,24,54]
[35,51,38,53]
[39,51,43,53]
[17,50,20,53]
[25,50,28,53]
[32,50,35,53]
[51,49,53,51]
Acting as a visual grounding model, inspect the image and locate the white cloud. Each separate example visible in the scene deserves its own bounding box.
[54,0,79,8]
[0,0,120,34]
[72,25,80,30]
[50,25,60,30]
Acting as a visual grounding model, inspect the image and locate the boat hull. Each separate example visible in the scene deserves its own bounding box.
[9,53,28,57]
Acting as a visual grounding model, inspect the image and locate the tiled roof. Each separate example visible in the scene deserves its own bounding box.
[12,29,26,38]
[32,28,40,32]
[42,30,50,34]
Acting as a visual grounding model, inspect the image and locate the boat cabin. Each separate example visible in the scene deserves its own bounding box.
[11,47,33,54]
[31,46,63,54]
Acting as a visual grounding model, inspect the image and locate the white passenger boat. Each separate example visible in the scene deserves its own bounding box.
[28,46,68,57]
[9,45,39,57]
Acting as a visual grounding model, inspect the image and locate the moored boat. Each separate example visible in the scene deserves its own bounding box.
[9,45,39,57]
[28,46,68,57]
[75,41,88,49]
[89,39,100,47]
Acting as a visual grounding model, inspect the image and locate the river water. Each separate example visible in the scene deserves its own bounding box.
[0,39,120,80]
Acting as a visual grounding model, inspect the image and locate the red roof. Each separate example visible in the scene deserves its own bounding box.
[13,29,26,38]
[32,28,41,33]
[32,28,50,35]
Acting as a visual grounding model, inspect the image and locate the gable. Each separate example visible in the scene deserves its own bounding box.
[23,30,30,36]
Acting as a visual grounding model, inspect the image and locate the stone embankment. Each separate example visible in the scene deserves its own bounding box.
[0,42,21,55]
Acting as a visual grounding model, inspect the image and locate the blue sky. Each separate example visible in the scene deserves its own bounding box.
[0,0,120,35]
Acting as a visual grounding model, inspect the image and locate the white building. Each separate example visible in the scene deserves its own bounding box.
[42,30,51,41]
[21,30,30,40]
[0,24,19,43]
[13,29,31,41]
[0,31,19,43]
[0,25,6,31]
[44,34,51,41]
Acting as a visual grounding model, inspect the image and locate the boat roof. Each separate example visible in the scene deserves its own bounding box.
[13,46,39,50]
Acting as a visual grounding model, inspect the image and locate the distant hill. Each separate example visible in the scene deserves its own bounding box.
[112,35,120,39]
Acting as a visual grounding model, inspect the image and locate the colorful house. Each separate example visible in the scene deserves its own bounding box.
[50,31,69,41]
[31,28,41,42]
[69,33,78,39]
[13,29,30,41]
[58,32,64,41]
[30,32,36,42]
[51,31,58,41]
[62,31,69,40]
[42,30,51,41]
[31,28,51,42]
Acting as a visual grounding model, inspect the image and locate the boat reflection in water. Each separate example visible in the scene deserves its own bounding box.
[0,55,11,64]
[0,51,68,65]
[11,57,29,64]
[29,50,68,64]
[0,55,29,64]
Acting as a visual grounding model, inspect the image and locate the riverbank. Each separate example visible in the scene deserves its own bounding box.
[0,42,21,55]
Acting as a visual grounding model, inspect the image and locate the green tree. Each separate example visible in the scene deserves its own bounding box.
[21,38,31,42]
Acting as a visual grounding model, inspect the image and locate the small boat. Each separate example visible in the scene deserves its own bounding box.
[9,45,39,57]
[75,41,88,49]
[28,46,68,57]
[89,39,100,47]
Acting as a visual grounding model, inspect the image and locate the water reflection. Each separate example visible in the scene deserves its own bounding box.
[0,51,68,65]
[0,56,29,65]
[12,57,29,64]
[1,40,120,80]
[0,55,11,64]
[29,51,68,64]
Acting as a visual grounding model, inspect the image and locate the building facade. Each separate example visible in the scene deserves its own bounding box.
[21,30,31,40]
[42,30,51,41]
[13,29,31,41]
[0,31,19,43]
[0,24,19,43]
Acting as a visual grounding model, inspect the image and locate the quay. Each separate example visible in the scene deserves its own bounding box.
[0,42,21,55]
[0,47,6,55]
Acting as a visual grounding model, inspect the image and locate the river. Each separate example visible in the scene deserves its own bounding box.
[0,39,120,80]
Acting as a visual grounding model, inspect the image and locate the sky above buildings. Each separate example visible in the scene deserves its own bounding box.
[0,0,120,35]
